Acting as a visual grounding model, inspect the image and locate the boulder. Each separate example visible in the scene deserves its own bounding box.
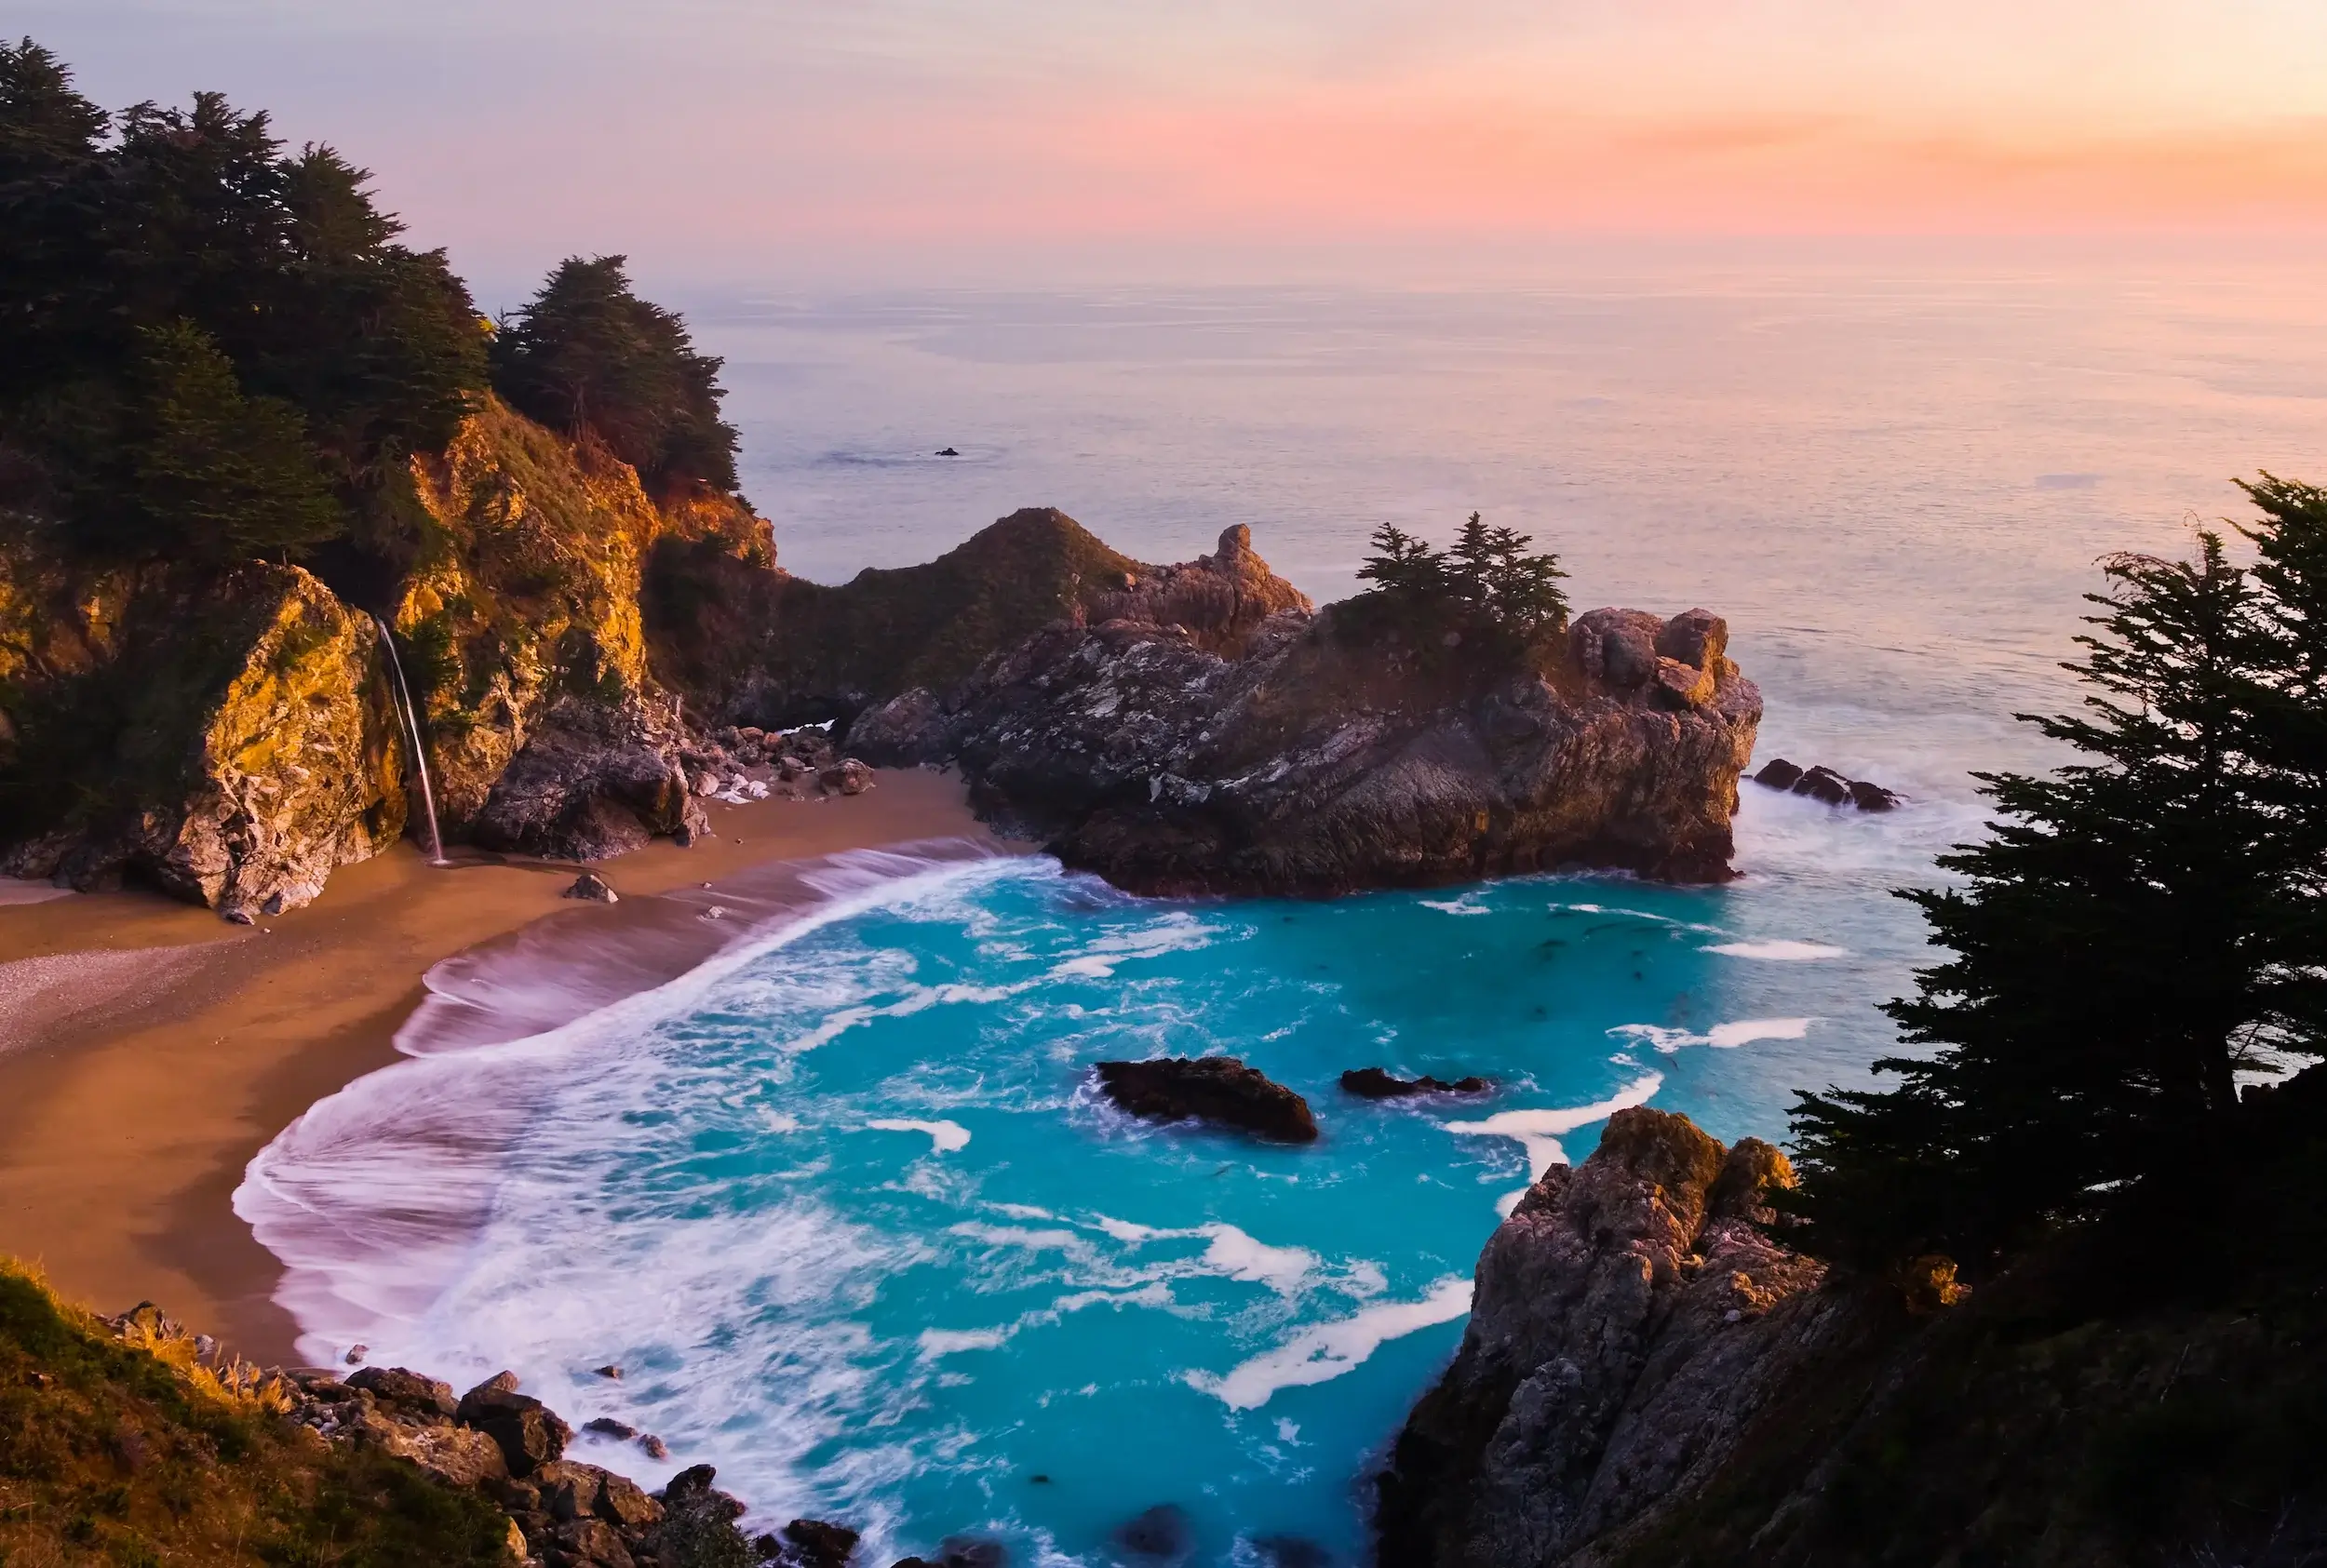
[565,872,619,903]
[780,1518,862,1568]
[818,758,875,797]
[1792,764,1853,805]
[1750,757,1902,812]
[458,1374,572,1478]
[1095,1057,1319,1144]
[346,1365,456,1419]
[1340,1068,1492,1100]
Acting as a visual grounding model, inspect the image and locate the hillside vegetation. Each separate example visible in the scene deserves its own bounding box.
[0,1260,514,1566]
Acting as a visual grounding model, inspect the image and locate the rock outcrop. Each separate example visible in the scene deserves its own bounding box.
[1094,1056,1321,1144]
[1373,1108,1833,1568]
[279,1362,857,1568]
[0,560,407,918]
[852,535,1761,893]
[0,397,777,916]
[1341,1068,1492,1100]
[644,508,1311,728]
[1750,757,1899,811]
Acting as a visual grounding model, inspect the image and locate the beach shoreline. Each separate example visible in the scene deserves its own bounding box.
[0,769,1002,1364]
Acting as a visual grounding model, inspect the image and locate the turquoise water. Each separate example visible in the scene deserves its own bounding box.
[238,261,2327,1562]
[245,820,1924,1564]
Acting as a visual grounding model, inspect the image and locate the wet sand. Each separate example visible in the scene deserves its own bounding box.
[0,771,997,1361]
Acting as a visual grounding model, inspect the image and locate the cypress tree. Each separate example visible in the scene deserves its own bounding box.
[1785,531,2292,1269]
[491,255,740,494]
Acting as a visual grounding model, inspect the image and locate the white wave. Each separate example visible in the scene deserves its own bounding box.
[1419,894,1491,916]
[1441,1074,1663,1180]
[1198,1226,1317,1294]
[1608,1018,1815,1054]
[1092,1217,1317,1295]
[234,843,1025,1372]
[864,1119,970,1154]
[1702,940,1848,960]
[1186,1277,1474,1410]
[1045,910,1217,979]
[917,1327,1010,1358]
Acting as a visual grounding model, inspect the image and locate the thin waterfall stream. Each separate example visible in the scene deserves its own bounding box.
[373,616,449,866]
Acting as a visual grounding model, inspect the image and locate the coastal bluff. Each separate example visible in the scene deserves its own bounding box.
[0,427,1757,913]
[851,527,1762,894]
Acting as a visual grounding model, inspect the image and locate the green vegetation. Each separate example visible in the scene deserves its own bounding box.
[0,1259,511,1566]
[1784,477,2327,1274]
[0,41,745,577]
[1347,513,1569,661]
[0,39,488,566]
[491,255,741,497]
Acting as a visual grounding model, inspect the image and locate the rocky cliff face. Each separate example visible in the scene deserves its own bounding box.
[0,397,770,912]
[1377,1074,2327,1568]
[1372,1108,1836,1568]
[0,560,406,918]
[851,532,1760,894]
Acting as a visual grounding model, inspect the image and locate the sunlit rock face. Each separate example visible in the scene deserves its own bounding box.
[0,561,406,918]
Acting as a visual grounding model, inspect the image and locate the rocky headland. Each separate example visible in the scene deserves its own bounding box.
[851,528,1762,895]
[1371,1076,2327,1568]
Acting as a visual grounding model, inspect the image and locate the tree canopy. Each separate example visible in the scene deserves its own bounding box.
[1783,481,2327,1272]
[1351,512,1570,659]
[490,256,740,496]
[0,40,492,566]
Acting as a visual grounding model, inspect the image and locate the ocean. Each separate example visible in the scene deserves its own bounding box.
[236,252,2327,1565]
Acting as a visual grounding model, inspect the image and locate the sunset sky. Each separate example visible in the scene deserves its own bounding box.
[23,0,2327,285]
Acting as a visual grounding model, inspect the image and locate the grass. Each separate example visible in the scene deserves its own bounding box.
[0,1259,512,1567]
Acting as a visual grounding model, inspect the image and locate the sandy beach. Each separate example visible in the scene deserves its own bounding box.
[0,769,998,1363]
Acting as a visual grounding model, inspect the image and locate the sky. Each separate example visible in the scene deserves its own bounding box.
[21,1,2327,288]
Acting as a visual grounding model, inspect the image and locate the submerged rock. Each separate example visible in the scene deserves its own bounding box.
[1340,1068,1492,1100]
[1094,1057,1320,1144]
[1115,1503,1192,1561]
[565,872,620,903]
[778,1518,863,1568]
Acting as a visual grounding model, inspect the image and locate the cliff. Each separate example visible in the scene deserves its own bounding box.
[0,397,773,912]
[1375,1082,2327,1567]
[0,556,406,919]
[643,506,1306,725]
[851,535,1761,893]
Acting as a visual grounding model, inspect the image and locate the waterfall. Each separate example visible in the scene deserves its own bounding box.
[373,616,449,866]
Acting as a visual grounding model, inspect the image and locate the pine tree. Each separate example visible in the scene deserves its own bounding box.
[491,255,740,494]
[1355,523,1447,602]
[1785,532,2293,1269]
[128,320,341,563]
[2236,476,2327,1059]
